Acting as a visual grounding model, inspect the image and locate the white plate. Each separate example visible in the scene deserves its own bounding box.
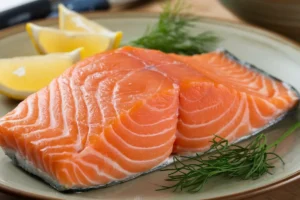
[0,13,300,200]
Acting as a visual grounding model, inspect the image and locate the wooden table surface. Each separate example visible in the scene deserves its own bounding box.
[1,0,299,200]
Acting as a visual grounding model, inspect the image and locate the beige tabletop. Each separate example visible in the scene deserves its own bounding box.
[1,0,300,199]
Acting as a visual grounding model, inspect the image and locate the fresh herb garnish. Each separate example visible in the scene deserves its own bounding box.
[127,0,220,55]
[158,122,300,193]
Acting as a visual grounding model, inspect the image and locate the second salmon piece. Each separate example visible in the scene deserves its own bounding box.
[118,47,299,153]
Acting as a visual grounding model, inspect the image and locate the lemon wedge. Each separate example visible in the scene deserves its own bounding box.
[0,49,81,100]
[58,4,122,50]
[59,4,111,34]
[26,23,121,59]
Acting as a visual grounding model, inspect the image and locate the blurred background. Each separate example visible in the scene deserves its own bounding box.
[0,0,299,41]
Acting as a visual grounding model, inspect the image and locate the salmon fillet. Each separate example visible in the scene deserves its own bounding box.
[118,47,298,153]
[0,47,298,191]
[0,51,179,190]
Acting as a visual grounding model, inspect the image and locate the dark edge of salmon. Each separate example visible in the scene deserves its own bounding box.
[4,148,174,192]
[221,49,300,99]
[216,49,300,144]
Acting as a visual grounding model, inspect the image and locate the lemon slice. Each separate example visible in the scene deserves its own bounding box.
[58,4,122,50]
[26,23,121,59]
[0,49,81,100]
[59,4,110,33]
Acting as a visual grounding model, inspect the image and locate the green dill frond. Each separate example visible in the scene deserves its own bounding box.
[127,0,220,55]
[158,122,300,193]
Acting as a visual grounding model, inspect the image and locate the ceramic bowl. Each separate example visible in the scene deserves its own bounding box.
[220,0,300,42]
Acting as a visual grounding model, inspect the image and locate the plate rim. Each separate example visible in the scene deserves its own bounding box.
[0,11,300,200]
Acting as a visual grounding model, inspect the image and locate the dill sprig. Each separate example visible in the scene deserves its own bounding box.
[158,122,300,193]
[127,0,220,55]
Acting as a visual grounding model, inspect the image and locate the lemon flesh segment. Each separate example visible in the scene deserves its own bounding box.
[58,4,123,49]
[26,23,119,58]
[0,49,81,100]
[59,4,111,34]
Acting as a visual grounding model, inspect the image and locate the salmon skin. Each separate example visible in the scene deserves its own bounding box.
[218,49,300,137]
[0,47,298,192]
[220,49,300,93]
[220,49,300,135]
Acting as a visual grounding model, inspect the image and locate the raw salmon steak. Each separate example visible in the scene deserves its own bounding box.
[117,47,299,153]
[0,47,298,191]
[0,51,179,191]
